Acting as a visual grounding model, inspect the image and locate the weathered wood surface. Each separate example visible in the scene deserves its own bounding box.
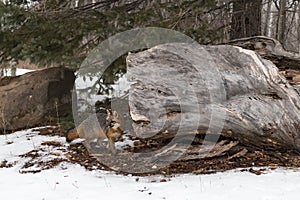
[0,67,75,133]
[126,43,300,151]
[227,36,300,70]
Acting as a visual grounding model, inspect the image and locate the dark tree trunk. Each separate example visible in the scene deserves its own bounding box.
[230,0,262,39]
[276,0,287,43]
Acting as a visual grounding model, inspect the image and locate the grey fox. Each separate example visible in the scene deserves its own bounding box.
[66,110,123,154]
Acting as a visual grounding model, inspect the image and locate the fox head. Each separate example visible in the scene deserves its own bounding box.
[106,110,122,126]
[108,121,123,141]
[65,127,79,143]
[106,109,124,141]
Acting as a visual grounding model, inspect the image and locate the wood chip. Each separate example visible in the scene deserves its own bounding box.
[228,148,248,160]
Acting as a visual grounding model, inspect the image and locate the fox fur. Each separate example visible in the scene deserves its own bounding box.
[66,110,123,154]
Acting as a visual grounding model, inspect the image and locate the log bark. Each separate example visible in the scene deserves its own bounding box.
[126,43,300,151]
[0,67,75,133]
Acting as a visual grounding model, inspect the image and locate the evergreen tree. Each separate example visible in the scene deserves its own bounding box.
[0,0,218,68]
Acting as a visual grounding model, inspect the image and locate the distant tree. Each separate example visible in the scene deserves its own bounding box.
[261,0,300,52]
[230,0,262,39]
[298,1,300,53]
[276,0,287,43]
[262,0,273,36]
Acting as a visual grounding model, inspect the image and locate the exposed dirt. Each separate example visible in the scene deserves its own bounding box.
[17,126,300,176]
[18,127,69,174]
[19,146,68,174]
[0,160,13,168]
[68,138,300,176]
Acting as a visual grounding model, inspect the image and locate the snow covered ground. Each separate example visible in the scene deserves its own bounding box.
[1,129,300,200]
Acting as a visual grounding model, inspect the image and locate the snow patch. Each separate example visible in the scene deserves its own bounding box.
[1,128,300,199]
[1,68,35,76]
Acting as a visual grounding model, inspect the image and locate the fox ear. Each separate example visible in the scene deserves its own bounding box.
[112,110,119,119]
[106,109,112,121]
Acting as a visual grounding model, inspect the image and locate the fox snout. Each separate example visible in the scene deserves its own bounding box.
[65,128,79,143]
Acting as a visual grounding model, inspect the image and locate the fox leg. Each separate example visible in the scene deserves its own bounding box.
[96,138,106,148]
[83,140,92,150]
[108,139,117,155]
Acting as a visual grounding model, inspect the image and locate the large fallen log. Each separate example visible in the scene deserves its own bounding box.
[0,67,75,133]
[126,43,300,151]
